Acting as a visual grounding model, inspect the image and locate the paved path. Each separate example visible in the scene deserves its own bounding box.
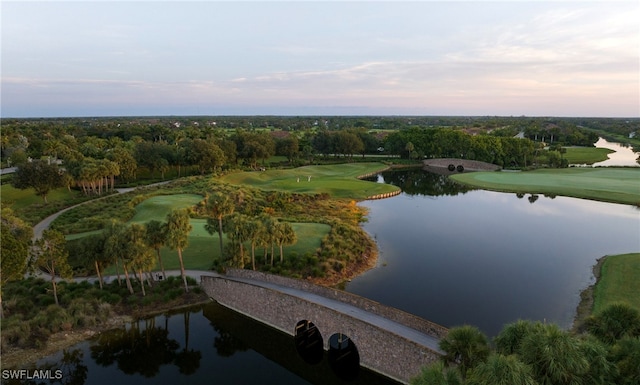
[32,180,172,240]
[207,273,444,354]
[0,166,17,175]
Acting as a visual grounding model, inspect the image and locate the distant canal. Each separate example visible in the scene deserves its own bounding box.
[350,168,639,337]
[592,137,640,167]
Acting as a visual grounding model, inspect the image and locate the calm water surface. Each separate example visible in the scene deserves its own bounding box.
[592,137,640,167]
[349,169,639,336]
[14,302,398,385]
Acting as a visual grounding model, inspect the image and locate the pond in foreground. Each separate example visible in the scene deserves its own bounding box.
[350,169,639,337]
[15,302,398,385]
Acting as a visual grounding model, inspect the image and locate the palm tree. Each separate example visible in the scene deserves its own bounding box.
[466,354,537,385]
[585,303,640,344]
[165,208,192,292]
[610,336,640,385]
[405,141,415,159]
[123,223,156,296]
[579,335,616,385]
[108,226,135,295]
[439,325,490,379]
[201,192,234,260]
[224,213,250,268]
[258,214,277,265]
[145,220,168,280]
[494,320,543,355]
[410,361,463,385]
[276,222,297,263]
[518,323,588,385]
[102,220,124,286]
[245,220,264,271]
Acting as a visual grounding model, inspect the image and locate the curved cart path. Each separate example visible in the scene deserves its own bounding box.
[32,181,170,240]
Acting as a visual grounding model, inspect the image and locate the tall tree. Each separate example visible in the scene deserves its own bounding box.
[32,229,73,306]
[102,220,124,286]
[145,220,168,280]
[275,222,297,263]
[105,224,135,294]
[11,160,65,203]
[223,213,251,268]
[165,208,192,292]
[123,223,156,296]
[0,208,33,317]
[201,192,235,260]
[245,220,264,271]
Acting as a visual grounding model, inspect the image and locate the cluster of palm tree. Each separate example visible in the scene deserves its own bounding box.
[66,157,121,195]
[412,304,640,385]
[75,208,193,295]
[199,191,297,271]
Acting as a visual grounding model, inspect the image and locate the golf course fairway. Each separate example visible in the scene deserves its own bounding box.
[450,168,640,205]
[221,162,399,199]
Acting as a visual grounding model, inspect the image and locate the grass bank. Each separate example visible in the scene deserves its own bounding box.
[574,253,640,330]
[450,168,640,206]
[220,162,399,199]
[593,253,640,313]
[563,147,614,164]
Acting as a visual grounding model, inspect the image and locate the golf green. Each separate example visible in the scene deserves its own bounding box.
[221,162,399,199]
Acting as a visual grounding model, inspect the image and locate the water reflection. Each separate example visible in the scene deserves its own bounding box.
[364,168,475,197]
[12,303,399,385]
[592,137,640,167]
[90,318,185,377]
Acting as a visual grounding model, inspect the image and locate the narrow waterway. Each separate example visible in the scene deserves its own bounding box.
[592,137,640,167]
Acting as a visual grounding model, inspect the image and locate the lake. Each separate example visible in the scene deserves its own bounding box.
[350,168,639,337]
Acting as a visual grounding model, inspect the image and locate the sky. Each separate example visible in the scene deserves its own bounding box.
[1,1,639,118]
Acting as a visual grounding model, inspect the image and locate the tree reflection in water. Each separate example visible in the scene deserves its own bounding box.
[90,312,201,377]
[364,168,475,197]
[4,348,88,385]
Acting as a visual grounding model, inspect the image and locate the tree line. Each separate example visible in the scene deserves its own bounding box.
[7,121,579,203]
[3,115,618,174]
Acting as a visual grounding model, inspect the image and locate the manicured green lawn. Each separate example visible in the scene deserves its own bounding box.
[221,162,398,199]
[563,147,613,164]
[128,194,204,223]
[593,253,640,313]
[450,168,640,205]
[0,184,80,210]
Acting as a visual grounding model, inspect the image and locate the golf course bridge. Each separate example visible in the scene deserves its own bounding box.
[201,269,448,384]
